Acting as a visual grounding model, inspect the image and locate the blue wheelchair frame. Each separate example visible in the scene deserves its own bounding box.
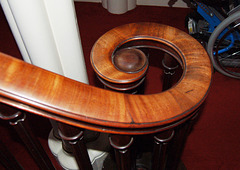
[196,2,240,54]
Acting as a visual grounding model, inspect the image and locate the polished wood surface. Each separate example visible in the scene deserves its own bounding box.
[0,23,212,135]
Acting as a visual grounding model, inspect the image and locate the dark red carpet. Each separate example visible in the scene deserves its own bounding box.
[0,2,240,169]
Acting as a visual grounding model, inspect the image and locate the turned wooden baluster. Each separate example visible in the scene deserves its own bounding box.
[57,123,92,170]
[162,53,179,91]
[151,53,180,170]
[109,135,135,170]
[152,130,175,170]
[166,111,199,170]
[0,104,55,169]
[100,48,148,170]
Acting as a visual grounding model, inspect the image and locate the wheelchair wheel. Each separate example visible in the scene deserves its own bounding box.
[207,11,240,79]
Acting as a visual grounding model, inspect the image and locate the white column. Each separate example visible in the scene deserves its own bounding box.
[102,0,136,14]
[43,0,88,83]
[128,0,136,11]
[0,0,88,83]
[0,0,31,63]
[2,0,64,75]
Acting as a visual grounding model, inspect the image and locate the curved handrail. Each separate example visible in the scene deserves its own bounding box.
[0,23,212,135]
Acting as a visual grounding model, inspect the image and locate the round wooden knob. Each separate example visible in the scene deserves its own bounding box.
[113,48,148,73]
[91,44,149,91]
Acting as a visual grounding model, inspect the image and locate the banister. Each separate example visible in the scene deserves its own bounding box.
[0,23,212,135]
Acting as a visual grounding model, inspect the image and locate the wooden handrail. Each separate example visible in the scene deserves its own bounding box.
[0,23,212,135]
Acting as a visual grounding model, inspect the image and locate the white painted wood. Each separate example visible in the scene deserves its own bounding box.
[43,0,89,83]
[101,0,137,14]
[2,0,64,75]
[0,0,31,63]
[107,0,128,14]
[128,0,137,10]
[1,0,89,83]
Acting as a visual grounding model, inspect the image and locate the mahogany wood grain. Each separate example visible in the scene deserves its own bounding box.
[0,23,212,135]
[152,130,175,170]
